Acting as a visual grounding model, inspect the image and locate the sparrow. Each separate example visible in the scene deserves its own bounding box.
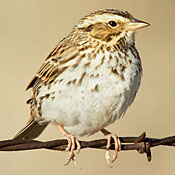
[13,9,150,165]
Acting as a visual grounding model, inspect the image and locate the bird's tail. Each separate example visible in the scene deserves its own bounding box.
[13,118,49,140]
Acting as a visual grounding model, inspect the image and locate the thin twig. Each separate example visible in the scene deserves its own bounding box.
[0,132,174,162]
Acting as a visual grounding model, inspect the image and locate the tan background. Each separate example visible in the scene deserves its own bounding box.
[0,0,174,174]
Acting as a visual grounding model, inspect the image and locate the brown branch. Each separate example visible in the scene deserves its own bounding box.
[0,132,174,162]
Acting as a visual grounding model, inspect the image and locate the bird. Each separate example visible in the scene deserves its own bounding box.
[13,9,150,165]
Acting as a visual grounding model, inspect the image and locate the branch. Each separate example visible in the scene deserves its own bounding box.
[0,132,174,162]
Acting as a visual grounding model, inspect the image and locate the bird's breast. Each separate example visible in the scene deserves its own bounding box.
[34,48,142,136]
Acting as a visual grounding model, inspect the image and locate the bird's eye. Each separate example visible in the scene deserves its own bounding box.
[108,21,117,27]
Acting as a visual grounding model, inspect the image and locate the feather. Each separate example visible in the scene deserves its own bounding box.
[13,119,49,140]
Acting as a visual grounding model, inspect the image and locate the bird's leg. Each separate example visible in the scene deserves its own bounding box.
[55,122,81,166]
[101,129,121,165]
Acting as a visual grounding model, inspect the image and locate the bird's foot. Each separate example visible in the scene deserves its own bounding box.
[105,133,121,164]
[64,134,81,166]
[55,122,81,166]
[101,129,121,167]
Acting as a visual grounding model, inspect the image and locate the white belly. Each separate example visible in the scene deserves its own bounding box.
[34,51,142,137]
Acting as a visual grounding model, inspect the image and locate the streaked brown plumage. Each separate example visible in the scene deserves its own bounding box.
[13,9,150,165]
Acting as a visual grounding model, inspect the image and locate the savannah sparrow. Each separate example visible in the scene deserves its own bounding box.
[13,9,150,165]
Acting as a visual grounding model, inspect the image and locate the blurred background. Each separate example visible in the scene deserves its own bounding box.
[0,0,174,174]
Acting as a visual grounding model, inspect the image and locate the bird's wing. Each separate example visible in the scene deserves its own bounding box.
[26,41,79,92]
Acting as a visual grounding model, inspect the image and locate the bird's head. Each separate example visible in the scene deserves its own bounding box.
[74,9,150,46]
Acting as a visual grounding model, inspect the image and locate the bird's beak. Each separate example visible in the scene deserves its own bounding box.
[127,19,150,31]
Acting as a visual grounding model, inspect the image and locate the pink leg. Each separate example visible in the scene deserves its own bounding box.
[55,122,81,166]
[101,129,121,166]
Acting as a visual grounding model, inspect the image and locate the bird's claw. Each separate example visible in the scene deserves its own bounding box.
[63,134,81,166]
[105,134,121,166]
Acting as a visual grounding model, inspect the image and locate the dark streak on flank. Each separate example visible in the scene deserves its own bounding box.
[37,106,41,113]
[91,84,99,92]
[45,94,50,99]
[77,53,86,63]
[95,73,99,78]
[83,62,91,68]
[111,68,119,75]
[100,45,105,54]
[72,63,79,68]
[111,68,125,81]
[129,60,132,64]
[66,81,72,86]
[72,79,77,84]
[94,84,99,92]
[95,56,105,69]
[90,74,94,78]
[78,72,86,86]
